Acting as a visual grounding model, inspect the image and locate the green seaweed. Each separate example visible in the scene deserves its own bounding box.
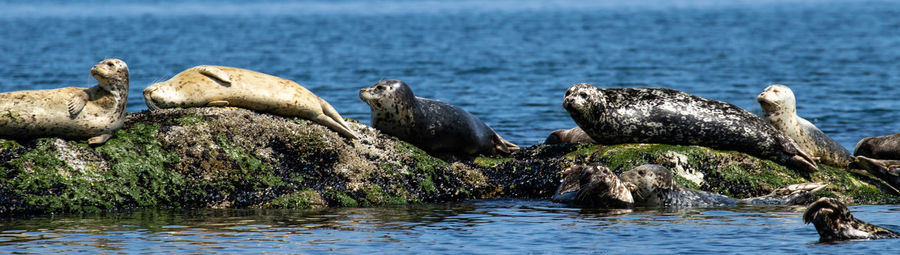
[0,139,21,150]
[473,157,514,168]
[264,189,325,209]
[173,115,205,126]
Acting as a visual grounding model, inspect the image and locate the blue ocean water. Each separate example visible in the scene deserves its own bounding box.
[1,0,899,253]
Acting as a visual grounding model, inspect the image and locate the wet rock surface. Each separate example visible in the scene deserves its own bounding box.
[1,107,897,217]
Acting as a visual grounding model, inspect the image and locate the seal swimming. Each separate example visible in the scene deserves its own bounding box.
[544,126,596,144]
[0,58,129,145]
[562,83,818,172]
[143,65,358,139]
[359,80,519,155]
[551,165,634,208]
[804,197,900,242]
[757,84,853,167]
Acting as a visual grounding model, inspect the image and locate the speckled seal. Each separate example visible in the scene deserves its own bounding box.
[562,83,818,172]
[143,65,357,139]
[757,84,853,167]
[359,80,519,155]
[804,197,900,242]
[544,126,596,144]
[854,132,900,160]
[0,59,129,145]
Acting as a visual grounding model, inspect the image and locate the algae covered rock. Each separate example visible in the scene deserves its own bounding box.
[0,107,897,217]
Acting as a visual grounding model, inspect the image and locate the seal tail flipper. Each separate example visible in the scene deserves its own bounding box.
[314,113,358,139]
[491,133,520,155]
[782,137,818,172]
[87,133,113,145]
[195,66,233,85]
[854,156,900,195]
[317,97,358,139]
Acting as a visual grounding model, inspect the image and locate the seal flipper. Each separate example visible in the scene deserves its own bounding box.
[317,97,358,139]
[67,90,90,117]
[87,133,113,145]
[781,136,818,172]
[314,114,358,139]
[208,100,229,107]
[491,133,519,155]
[196,66,233,85]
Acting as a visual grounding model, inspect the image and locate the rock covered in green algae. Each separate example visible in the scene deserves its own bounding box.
[1,107,897,217]
[472,143,900,205]
[0,107,490,216]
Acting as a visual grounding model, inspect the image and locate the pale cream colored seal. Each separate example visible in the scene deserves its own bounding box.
[144,66,357,139]
[757,84,853,167]
[0,58,129,145]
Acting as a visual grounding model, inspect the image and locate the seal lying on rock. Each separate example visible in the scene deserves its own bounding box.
[143,65,358,139]
[804,197,900,242]
[553,164,826,208]
[0,59,129,145]
[757,84,853,167]
[359,80,519,155]
[563,83,818,172]
[853,156,900,194]
[544,126,596,144]
[855,133,900,160]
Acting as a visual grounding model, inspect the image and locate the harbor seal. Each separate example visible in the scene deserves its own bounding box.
[757,84,853,167]
[804,197,900,242]
[143,65,358,139]
[359,80,519,155]
[854,133,900,160]
[544,126,596,144]
[0,58,129,145]
[562,83,818,172]
[853,156,900,194]
[551,165,634,208]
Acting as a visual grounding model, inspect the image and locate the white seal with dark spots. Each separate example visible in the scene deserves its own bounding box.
[562,83,818,172]
[143,65,358,139]
[359,80,518,155]
[757,84,853,167]
[0,59,129,145]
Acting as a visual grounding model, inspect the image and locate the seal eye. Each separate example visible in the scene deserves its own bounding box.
[107,62,115,67]
[578,92,588,98]
[376,85,385,90]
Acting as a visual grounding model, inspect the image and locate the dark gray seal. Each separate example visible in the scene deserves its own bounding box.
[544,126,596,144]
[359,80,519,155]
[757,84,853,167]
[804,197,900,242]
[551,165,634,208]
[854,156,900,194]
[855,133,900,160]
[562,83,818,172]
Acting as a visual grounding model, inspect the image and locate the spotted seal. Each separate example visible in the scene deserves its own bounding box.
[359,80,519,155]
[544,126,596,144]
[757,84,853,167]
[551,165,634,208]
[804,197,900,242]
[562,83,818,172]
[143,65,357,139]
[854,133,900,160]
[618,164,825,207]
[0,59,129,145]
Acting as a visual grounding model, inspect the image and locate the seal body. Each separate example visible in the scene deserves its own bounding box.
[359,80,518,155]
[0,59,129,145]
[757,84,853,167]
[143,65,357,139]
[854,133,900,160]
[562,83,817,172]
[544,126,596,144]
[804,197,900,242]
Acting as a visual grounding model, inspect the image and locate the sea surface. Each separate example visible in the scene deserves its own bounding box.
[1,0,899,253]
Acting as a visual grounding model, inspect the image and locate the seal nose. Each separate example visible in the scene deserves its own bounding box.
[143,87,160,110]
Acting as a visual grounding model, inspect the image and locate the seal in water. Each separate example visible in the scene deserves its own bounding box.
[359,80,519,155]
[854,132,900,160]
[551,165,634,208]
[0,59,129,145]
[544,126,596,144]
[804,197,900,242]
[562,83,818,172]
[757,84,853,167]
[143,65,357,139]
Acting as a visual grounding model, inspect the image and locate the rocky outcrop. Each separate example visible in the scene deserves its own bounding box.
[0,107,897,216]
